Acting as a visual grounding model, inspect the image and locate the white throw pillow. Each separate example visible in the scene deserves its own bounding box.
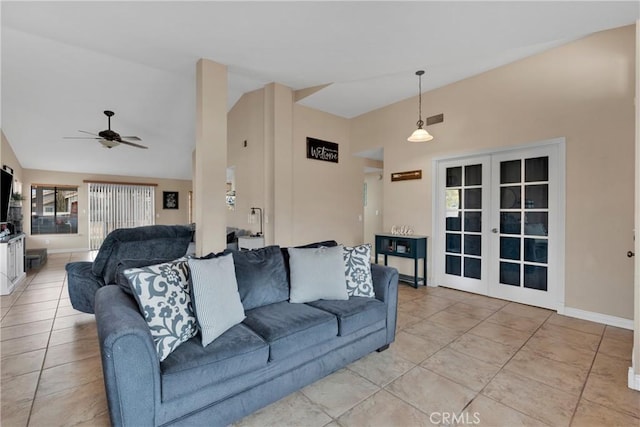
[343,244,375,297]
[124,258,197,361]
[288,245,349,303]
[187,254,246,347]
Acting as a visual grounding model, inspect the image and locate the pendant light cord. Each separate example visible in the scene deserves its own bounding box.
[416,70,425,129]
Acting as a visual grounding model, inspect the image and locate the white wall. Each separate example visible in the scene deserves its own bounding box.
[364,172,384,247]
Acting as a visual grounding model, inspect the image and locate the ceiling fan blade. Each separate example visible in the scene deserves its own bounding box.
[78,130,100,137]
[63,136,100,139]
[119,139,148,149]
[120,136,142,141]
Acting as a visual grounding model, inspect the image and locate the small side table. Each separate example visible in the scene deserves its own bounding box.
[238,236,265,250]
[375,234,428,288]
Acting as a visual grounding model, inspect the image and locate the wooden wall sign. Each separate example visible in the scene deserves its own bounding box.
[391,170,422,182]
[307,137,339,163]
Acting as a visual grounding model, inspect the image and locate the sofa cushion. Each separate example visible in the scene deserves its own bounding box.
[232,246,289,310]
[115,258,177,295]
[288,245,348,303]
[124,258,197,361]
[343,244,375,297]
[243,302,338,361]
[188,254,246,347]
[306,297,387,337]
[160,323,269,402]
[280,240,338,284]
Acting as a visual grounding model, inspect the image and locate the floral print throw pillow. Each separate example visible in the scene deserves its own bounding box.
[343,244,375,297]
[124,258,197,361]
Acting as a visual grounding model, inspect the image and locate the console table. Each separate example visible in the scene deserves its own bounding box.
[375,234,427,288]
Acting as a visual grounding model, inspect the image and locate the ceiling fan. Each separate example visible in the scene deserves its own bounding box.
[64,110,147,149]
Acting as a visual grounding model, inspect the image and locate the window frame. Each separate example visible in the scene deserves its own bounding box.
[30,184,79,235]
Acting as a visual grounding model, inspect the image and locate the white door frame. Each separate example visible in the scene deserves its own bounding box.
[432,138,566,311]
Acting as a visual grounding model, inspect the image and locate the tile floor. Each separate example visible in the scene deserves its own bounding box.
[1,251,639,426]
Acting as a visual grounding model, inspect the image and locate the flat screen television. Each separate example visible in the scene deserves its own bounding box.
[0,168,14,224]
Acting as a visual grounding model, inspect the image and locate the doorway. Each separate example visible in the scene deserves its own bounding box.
[433,139,565,310]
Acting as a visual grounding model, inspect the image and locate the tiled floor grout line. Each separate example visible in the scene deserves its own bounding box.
[463,311,557,426]
[21,256,71,427]
[566,327,605,427]
[11,254,67,426]
[376,296,553,425]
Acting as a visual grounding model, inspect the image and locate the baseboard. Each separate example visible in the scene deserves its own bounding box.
[558,305,634,330]
[628,367,640,391]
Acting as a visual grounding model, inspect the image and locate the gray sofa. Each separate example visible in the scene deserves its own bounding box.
[94,243,399,426]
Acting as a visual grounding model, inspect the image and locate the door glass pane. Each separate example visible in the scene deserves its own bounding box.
[501,160,521,184]
[500,212,521,234]
[524,238,548,263]
[446,255,461,276]
[500,237,520,260]
[525,212,548,236]
[446,189,461,210]
[501,186,521,209]
[464,257,481,279]
[464,235,481,256]
[464,188,482,209]
[525,184,548,209]
[447,167,462,187]
[500,262,520,286]
[464,212,481,232]
[446,233,461,253]
[465,164,482,186]
[446,212,462,231]
[525,157,548,182]
[524,265,547,291]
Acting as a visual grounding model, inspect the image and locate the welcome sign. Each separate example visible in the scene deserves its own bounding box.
[306,137,339,163]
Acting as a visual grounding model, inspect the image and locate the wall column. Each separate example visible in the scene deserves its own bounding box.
[194,59,227,256]
[263,83,294,246]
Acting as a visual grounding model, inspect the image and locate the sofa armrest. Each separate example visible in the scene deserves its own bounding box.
[95,285,160,427]
[66,261,105,314]
[371,263,399,345]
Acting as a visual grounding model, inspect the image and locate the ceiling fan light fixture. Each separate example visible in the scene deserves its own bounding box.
[407,69,435,143]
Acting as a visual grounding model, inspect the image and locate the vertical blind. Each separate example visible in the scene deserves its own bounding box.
[88,182,156,250]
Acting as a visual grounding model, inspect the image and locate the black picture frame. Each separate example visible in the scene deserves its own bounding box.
[163,191,179,209]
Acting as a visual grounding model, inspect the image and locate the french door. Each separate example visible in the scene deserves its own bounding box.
[437,156,490,296]
[435,142,563,310]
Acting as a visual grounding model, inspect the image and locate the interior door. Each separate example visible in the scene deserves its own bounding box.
[435,142,563,310]
[488,145,559,309]
[436,156,490,295]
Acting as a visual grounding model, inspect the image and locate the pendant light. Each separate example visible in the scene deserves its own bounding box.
[407,70,434,142]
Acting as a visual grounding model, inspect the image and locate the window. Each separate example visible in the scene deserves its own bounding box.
[31,185,79,235]
[88,182,155,249]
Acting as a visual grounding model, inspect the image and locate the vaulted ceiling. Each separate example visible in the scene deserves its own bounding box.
[2,1,638,179]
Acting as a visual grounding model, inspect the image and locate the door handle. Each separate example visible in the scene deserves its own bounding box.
[492,228,498,234]
[627,251,635,258]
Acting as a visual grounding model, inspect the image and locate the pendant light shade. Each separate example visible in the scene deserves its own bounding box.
[407,70,434,142]
[408,127,433,142]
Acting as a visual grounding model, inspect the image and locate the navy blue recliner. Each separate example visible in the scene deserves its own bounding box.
[66,224,193,313]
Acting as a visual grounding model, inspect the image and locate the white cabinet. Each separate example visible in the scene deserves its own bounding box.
[1,233,26,295]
